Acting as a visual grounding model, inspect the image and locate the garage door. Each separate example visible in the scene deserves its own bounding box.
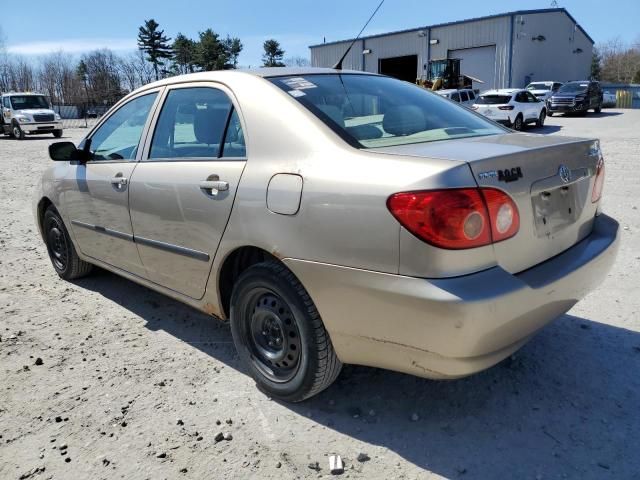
[448,45,497,92]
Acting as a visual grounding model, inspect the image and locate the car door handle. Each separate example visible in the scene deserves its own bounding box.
[199,180,229,192]
[111,176,128,186]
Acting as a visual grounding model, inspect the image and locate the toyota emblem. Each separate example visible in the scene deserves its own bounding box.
[558,164,572,184]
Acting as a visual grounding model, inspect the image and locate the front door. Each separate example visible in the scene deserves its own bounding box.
[62,91,160,276]
[129,84,247,298]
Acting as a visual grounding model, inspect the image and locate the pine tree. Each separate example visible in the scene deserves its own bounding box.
[194,29,227,71]
[137,19,173,81]
[173,33,196,74]
[223,36,243,69]
[590,48,602,80]
[262,39,285,67]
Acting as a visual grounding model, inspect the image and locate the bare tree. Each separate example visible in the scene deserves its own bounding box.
[284,56,311,67]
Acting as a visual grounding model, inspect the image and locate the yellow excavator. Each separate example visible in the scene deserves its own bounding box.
[417,58,482,91]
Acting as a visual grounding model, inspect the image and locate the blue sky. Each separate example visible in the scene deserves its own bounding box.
[2,0,638,66]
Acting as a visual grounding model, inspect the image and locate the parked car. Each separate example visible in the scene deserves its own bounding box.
[35,69,619,402]
[436,88,477,107]
[602,90,617,108]
[472,88,547,130]
[525,81,563,101]
[0,92,63,139]
[547,80,603,116]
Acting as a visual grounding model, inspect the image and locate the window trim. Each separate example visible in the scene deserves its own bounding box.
[82,88,164,165]
[140,81,248,163]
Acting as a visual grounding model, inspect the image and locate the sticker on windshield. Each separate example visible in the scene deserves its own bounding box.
[288,90,306,98]
[281,77,317,90]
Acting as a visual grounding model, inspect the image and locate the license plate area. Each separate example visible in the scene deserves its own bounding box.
[531,185,579,237]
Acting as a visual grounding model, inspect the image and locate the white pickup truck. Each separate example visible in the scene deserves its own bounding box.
[1,92,63,139]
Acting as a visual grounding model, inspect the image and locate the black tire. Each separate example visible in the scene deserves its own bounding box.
[594,105,602,114]
[12,123,25,140]
[230,261,342,402]
[547,111,553,117]
[536,109,546,128]
[43,207,93,280]
[512,114,524,131]
[53,129,63,138]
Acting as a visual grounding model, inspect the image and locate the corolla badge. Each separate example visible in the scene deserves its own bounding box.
[558,164,572,184]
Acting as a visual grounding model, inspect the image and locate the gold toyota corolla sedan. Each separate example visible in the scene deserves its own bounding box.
[34,68,619,402]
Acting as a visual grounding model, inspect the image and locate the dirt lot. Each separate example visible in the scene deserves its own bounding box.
[1,110,639,480]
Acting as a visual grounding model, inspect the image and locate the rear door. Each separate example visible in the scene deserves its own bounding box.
[62,90,160,276]
[128,83,247,299]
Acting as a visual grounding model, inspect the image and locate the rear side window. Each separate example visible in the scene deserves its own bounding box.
[459,92,468,102]
[451,92,460,102]
[222,109,246,158]
[477,95,512,105]
[149,87,233,160]
[467,91,475,100]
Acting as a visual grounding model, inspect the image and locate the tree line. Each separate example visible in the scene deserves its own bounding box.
[0,19,309,108]
[591,36,640,84]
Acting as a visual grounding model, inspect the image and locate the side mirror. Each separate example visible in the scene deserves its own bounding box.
[49,141,90,162]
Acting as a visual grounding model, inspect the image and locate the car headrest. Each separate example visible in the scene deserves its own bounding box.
[317,105,345,128]
[194,107,228,145]
[382,105,427,136]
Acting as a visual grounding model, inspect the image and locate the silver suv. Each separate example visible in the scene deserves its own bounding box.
[1,92,63,139]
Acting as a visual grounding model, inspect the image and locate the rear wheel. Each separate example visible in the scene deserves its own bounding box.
[230,261,342,402]
[536,109,546,128]
[594,105,602,114]
[547,111,553,117]
[43,207,93,280]
[512,114,524,131]
[53,129,63,138]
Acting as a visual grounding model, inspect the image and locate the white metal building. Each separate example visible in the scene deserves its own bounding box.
[310,8,593,91]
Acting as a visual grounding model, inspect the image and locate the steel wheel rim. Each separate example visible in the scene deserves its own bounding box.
[244,288,301,383]
[13,126,21,137]
[46,219,68,271]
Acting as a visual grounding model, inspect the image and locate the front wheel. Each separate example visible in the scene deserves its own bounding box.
[594,105,602,113]
[547,111,553,117]
[230,261,342,402]
[12,123,25,140]
[53,129,63,138]
[43,207,93,280]
[536,109,546,128]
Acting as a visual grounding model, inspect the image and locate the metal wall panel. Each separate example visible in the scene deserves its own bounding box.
[362,30,428,79]
[429,16,512,89]
[511,11,592,87]
[311,40,364,71]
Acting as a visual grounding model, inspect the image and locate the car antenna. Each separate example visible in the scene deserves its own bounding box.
[332,0,385,70]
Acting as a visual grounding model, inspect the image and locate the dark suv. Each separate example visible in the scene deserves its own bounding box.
[547,81,603,116]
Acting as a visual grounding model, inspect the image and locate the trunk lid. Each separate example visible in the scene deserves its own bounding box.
[373,133,601,274]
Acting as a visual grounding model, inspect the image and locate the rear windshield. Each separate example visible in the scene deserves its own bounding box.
[527,83,551,91]
[269,74,504,148]
[476,94,512,105]
[9,95,49,110]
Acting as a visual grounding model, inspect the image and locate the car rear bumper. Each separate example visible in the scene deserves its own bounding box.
[283,214,619,379]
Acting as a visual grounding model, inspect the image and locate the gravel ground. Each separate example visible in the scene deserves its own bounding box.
[1,110,639,480]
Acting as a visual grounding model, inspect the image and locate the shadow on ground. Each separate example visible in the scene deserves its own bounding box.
[552,111,624,119]
[530,124,562,134]
[76,269,640,479]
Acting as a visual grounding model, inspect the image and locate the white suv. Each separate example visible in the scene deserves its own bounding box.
[472,89,546,131]
[436,88,477,107]
[1,92,63,139]
[526,81,563,102]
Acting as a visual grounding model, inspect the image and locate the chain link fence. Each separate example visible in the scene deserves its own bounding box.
[52,103,111,129]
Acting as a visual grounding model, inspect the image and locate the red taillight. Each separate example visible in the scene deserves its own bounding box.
[498,105,515,110]
[591,158,605,203]
[387,188,520,249]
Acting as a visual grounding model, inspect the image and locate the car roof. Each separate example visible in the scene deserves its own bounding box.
[528,81,555,84]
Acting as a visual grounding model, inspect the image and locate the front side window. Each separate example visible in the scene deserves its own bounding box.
[89,92,157,161]
[149,87,234,160]
[10,95,49,110]
[468,91,475,100]
[269,74,504,148]
[451,92,460,102]
[526,92,539,102]
[460,92,469,102]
